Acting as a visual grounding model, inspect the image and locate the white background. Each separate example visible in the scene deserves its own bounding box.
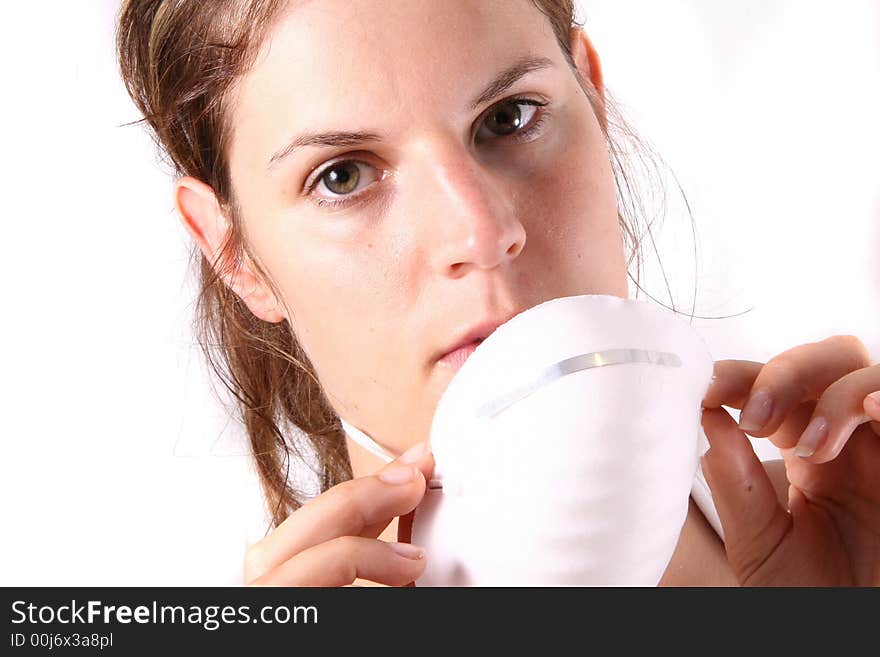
[1,1,877,585]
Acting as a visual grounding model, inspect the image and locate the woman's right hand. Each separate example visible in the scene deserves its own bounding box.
[243,442,434,586]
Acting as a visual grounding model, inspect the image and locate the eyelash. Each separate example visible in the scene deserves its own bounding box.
[307,97,551,210]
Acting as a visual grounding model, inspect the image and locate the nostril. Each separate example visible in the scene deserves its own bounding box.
[507,236,525,257]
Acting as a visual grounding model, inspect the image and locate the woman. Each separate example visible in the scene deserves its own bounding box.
[116,0,880,586]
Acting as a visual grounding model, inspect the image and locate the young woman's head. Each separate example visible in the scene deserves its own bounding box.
[117,0,646,525]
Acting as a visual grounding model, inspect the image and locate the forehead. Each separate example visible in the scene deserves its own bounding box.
[228,0,562,164]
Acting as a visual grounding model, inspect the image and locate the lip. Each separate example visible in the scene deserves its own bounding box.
[436,340,483,369]
[434,313,519,366]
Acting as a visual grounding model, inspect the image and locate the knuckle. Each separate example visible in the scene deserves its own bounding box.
[243,543,267,583]
[332,534,361,556]
[245,571,274,587]
[758,355,800,389]
[830,334,871,366]
[758,355,810,401]
[328,536,360,583]
[332,480,357,508]
[764,350,799,375]
[332,481,370,527]
[826,333,863,349]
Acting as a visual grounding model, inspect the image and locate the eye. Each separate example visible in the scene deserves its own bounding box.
[306,96,551,210]
[306,159,384,210]
[475,97,550,144]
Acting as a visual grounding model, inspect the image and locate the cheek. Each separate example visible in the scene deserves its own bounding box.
[249,216,408,371]
[522,121,626,288]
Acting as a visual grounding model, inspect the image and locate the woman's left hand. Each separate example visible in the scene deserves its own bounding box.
[700,335,880,586]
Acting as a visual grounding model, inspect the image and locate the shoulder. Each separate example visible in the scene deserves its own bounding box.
[659,459,789,586]
[658,496,738,586]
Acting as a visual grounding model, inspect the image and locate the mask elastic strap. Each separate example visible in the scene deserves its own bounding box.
[340,417,396,464]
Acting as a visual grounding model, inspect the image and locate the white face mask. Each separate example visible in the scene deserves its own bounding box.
[341,294,722,586]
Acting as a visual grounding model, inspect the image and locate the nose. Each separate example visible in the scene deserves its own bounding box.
[411,139,526,277]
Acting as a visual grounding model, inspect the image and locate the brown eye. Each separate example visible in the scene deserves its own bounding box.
[321,161,360,194]
[484,100,529,136]
[475,97,549,144]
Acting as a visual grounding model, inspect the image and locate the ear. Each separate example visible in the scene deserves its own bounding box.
[174,176,285,324]
[569,27,605,101]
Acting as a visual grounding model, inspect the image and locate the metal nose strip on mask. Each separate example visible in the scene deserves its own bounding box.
[474,348,682,418]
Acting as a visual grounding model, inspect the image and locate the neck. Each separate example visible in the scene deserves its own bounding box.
[345,434,393,478]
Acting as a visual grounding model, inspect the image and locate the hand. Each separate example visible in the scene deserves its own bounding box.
[243,442,434,586]
[700,335,880,586]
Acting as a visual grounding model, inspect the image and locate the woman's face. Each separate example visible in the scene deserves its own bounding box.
[215,0,627,452]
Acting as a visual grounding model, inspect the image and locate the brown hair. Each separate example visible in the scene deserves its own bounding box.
[116,0,681,531]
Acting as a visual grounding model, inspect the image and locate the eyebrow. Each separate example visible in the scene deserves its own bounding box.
[267,54,556,169]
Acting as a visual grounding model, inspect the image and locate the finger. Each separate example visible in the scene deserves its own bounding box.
[361,446,435,539]
[702,359,763,410]
[249,535,427,587]
[707,359,878,451]
[735,335,871,439]
[864,391,880,435]
[245,443,434,583]
[700,407,791,582]
[792,365,880,462]
[703,360,817,448]
[761,401,817,450]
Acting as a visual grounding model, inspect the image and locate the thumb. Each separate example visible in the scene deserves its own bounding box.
[700,407,791,581]
[359,442,435,540]
[381,440,435,483]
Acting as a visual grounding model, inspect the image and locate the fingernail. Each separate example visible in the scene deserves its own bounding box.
[399,441,430,464]
[387,542,425,560]
[794,416,829,458]
[866,391,880,407]
[738,389,773,434]
[378,465,415,485]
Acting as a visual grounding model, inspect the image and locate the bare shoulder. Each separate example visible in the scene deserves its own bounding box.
[658,459,789,586]
[658,497,738,586]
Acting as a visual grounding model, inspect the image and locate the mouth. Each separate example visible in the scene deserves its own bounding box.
[434,312,518,371]
[436,338,484,370]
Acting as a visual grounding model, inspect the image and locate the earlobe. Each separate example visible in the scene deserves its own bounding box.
[174,176,286,324]
[570,27,605,101]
